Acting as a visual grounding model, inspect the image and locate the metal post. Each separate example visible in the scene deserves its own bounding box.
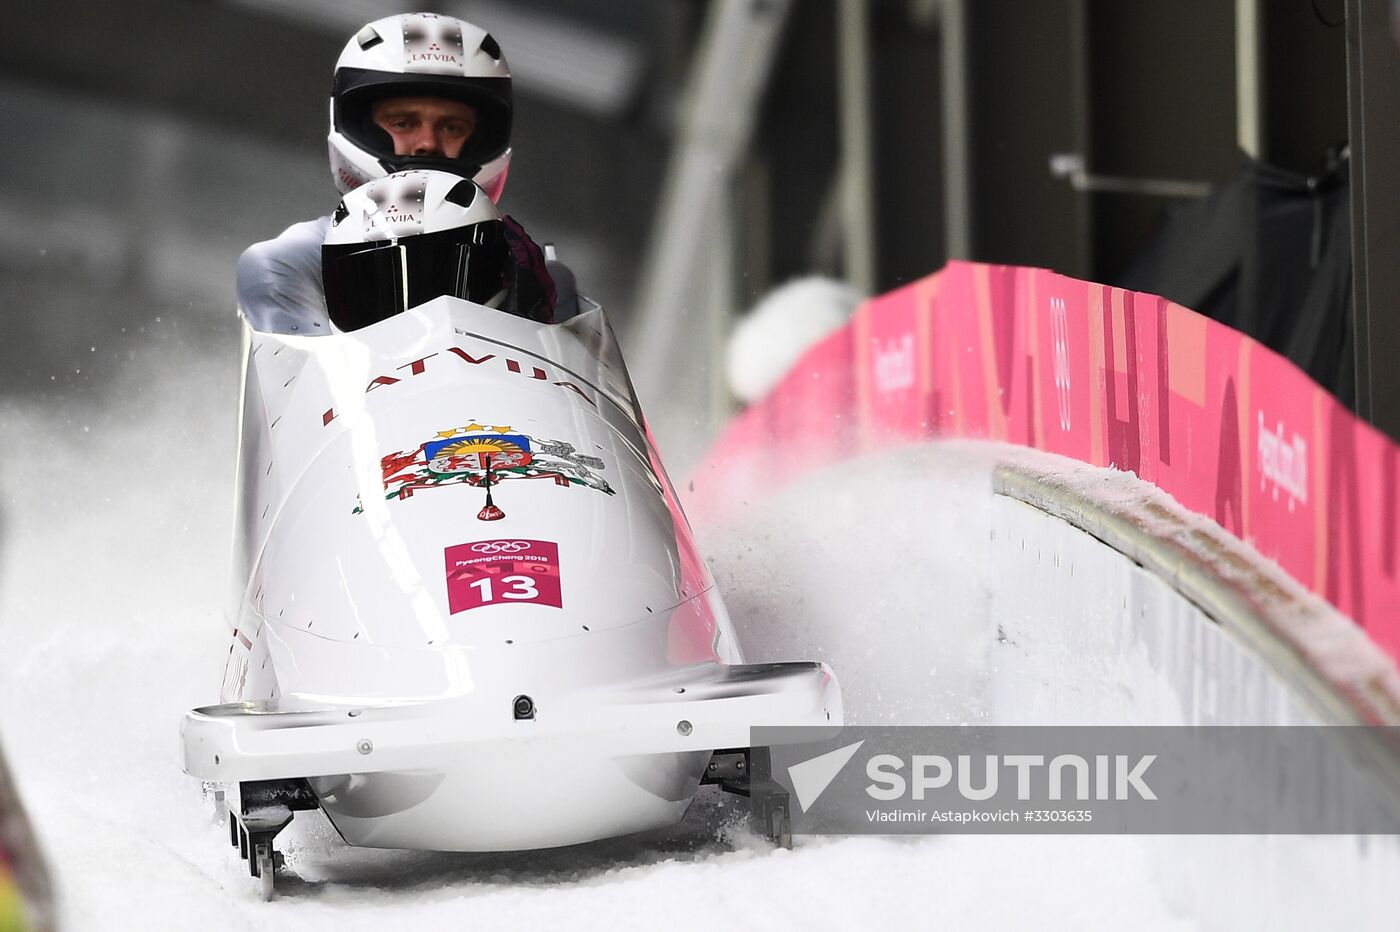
[940,0,973,260]
[629,0,793,463]
[1236,0,1263,158]
[837,0,876,296]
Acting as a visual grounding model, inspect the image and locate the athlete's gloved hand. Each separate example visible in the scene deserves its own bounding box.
[502,215,558,324]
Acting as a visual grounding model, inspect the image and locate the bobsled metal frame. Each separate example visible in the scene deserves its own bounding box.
[701,746,793,848]
[224,778,319,901]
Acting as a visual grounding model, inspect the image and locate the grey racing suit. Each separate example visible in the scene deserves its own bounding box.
[236,213,573,333]
[236,216,334,334]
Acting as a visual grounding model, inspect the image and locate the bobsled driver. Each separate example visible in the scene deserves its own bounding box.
[238,12,556,332]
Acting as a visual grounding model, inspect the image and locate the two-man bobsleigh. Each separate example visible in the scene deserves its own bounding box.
[179,170,843,898]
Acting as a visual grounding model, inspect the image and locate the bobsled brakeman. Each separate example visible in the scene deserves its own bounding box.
[180,170,843,898]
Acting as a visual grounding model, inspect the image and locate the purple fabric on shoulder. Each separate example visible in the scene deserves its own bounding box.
[502,215,557,323]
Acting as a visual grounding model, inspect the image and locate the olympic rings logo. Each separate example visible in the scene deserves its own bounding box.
[470,540,532,554]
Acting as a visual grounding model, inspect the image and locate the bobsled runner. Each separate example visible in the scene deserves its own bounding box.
[180,171,842,899]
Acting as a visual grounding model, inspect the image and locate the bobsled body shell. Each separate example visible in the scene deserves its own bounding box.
[199,297,843,852]
[222,296,739,708]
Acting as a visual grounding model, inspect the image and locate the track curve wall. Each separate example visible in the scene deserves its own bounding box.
[687,261,1400,728]
[696,439,1400,930]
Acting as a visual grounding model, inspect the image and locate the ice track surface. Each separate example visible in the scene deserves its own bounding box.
[0,335,1254,931]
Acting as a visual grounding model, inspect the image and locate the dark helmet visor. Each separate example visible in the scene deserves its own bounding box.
[322,221,509,332]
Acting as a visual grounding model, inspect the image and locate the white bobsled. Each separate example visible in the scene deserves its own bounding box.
[182,270,841,895]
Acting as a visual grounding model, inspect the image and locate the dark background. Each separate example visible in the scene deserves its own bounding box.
[1,0,1395,432]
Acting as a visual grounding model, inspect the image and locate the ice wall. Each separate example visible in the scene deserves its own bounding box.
[697,441,1400,930]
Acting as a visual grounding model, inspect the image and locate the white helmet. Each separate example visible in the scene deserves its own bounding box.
[322,170,510,331]
[328,12,512,201]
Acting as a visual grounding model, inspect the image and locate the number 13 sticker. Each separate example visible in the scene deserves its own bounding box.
[444,539,563,614]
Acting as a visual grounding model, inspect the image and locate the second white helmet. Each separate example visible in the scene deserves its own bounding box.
[328,12,513,201]
[322,170,510,331]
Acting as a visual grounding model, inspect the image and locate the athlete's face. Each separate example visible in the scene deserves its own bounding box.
[371,96,477,159]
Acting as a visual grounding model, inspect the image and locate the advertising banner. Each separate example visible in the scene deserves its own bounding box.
[692,262,1400,662]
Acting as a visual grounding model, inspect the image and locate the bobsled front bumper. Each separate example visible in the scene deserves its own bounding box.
[182,661,841,851]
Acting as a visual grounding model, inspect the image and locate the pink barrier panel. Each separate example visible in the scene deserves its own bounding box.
[691,261,1400,657]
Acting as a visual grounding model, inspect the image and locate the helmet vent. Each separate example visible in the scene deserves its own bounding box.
[444,180,479,208]
[332,201,350,226]
[356,26,383,50]
[479,33,502,60]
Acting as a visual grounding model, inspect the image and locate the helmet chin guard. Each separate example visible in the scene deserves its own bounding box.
[327,13,513,201]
